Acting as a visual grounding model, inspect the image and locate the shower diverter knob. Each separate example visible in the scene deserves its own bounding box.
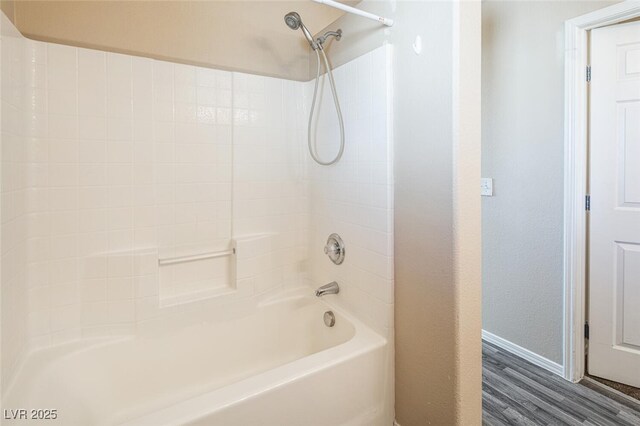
[324,233,345,265]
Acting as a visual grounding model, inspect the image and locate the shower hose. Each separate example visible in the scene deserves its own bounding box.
[308,48,345,166]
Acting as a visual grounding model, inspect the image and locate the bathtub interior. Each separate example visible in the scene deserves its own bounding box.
[4,292,362,425]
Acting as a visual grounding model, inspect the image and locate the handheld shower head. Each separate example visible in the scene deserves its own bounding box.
[284,12,318,50]
[284,12,301,30]
[284,13,345,166]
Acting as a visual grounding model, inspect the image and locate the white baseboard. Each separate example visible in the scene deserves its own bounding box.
[482,329,564,377]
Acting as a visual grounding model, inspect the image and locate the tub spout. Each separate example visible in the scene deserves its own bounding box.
[315,281,339,297]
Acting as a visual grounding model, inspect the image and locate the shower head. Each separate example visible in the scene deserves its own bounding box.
[284,11,302,30]
[284,12,318,50]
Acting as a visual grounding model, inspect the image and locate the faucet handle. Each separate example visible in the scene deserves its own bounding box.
[324,242,338,254]
[324,233,345,265]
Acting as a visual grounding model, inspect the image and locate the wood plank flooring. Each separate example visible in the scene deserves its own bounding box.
[483,341,640,425]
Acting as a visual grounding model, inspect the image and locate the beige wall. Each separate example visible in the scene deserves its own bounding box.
[482,0,617,365]
[3,0,349,81]
[317,1,482,424]
[1,0,14,22]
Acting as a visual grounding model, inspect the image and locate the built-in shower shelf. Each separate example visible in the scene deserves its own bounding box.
[158,247,235,307]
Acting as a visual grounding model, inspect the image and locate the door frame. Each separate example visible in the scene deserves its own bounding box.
[564,1,640,383]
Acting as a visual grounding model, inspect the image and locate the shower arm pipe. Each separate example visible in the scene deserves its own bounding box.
[311,0,393,27]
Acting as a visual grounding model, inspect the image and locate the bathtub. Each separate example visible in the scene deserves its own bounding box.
[2,290,391,425]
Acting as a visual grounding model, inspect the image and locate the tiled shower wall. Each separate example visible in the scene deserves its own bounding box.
[307,45,393,337]
[23,41,238,348]
[3,22,307,354]
[1,17,29,392]
[232,73,308,294]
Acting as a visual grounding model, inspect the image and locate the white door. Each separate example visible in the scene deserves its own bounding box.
[590,21,640,388]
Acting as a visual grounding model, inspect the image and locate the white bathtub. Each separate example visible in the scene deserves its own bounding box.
[3,290,391,425]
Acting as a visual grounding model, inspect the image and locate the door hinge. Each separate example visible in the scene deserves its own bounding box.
[585,195,591,211]
[584,321,590,339]
[586,66,592,82]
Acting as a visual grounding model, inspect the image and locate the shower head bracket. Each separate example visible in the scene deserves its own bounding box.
[316,29,342,47]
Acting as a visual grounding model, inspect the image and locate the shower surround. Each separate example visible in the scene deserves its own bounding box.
[1,13,393,424]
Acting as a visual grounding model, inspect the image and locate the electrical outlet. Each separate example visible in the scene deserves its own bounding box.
[481,178,493,197]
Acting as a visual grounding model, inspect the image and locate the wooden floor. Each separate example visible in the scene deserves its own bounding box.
[482,341,640,425]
